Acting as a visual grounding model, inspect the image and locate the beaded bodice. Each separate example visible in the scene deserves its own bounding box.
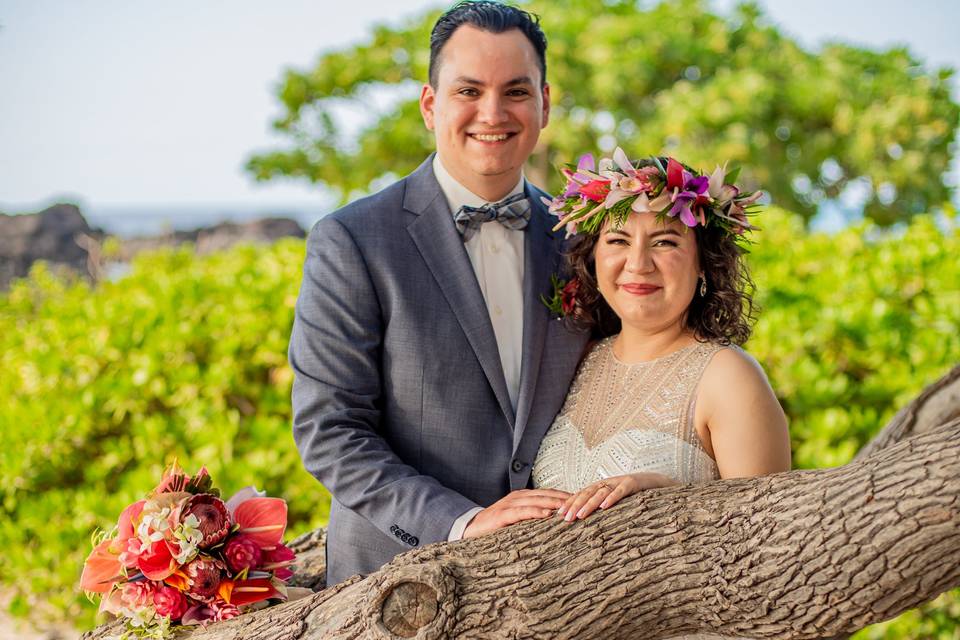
[532,336,723,492]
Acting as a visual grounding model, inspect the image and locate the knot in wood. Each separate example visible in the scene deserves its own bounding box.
[380,581,439,638]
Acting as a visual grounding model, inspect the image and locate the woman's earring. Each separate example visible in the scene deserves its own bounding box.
[699,276,707,297]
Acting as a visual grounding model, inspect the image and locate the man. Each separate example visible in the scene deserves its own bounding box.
[290,1,589,587]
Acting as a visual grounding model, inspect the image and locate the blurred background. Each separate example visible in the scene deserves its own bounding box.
[1,1,958,638]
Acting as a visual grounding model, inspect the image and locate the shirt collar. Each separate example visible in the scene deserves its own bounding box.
[433,154,526,216]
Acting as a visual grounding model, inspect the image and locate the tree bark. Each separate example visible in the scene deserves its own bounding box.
[83,365,960,639]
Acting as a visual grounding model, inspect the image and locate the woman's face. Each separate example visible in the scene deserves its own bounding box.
[594,212,700,334]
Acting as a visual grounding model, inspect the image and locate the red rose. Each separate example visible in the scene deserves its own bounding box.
[153,585,188,620]
[224,535,262,574]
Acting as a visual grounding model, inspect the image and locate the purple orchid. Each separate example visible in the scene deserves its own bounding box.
[665,158,711,227]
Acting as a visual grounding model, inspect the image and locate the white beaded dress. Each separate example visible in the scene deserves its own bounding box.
[532,335,733,640]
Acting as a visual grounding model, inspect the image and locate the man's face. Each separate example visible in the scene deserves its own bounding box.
[420,25,550,200]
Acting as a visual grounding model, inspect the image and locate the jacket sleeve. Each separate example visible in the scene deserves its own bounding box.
[289,216,479,547]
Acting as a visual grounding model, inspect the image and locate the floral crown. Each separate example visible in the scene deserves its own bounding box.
[540,148,762,319]
[541,147,762,241]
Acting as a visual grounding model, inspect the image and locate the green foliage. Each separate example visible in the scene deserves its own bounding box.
[0,241,326,629]
[247,0,958,225]
[749,209,960,470]
[1,210,958,634]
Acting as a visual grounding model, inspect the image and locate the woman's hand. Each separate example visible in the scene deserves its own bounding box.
[557,472,677,522]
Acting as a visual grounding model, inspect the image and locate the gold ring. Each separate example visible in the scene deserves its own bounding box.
[597,482,610,491]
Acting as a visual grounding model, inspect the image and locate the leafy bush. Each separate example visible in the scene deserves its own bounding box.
[0,240,324,628]
[0,210,956,634]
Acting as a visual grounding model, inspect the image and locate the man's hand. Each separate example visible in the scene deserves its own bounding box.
[557,472,677,522]
[462,489,571,539]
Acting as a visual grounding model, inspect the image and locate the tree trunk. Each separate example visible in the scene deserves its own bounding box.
[83,365,960,639]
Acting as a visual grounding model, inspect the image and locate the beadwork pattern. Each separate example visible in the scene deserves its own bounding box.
[532,336,724,493]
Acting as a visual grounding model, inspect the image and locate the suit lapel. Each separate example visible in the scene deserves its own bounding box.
[404,158,516,426]
[513,185,560,448]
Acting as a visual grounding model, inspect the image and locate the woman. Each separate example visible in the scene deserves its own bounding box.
[532,150,790,524]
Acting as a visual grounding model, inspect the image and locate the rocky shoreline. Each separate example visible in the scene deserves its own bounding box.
[0,204,306,290]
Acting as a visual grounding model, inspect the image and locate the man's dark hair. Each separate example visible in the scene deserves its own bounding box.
[429,1,548,88]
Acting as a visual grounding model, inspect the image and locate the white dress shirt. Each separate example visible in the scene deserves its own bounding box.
[432,154,526,540]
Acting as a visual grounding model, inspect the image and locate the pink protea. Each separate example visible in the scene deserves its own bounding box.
[184,556,225,602]
[212,602,241,621]
[120,580,158,610]
[181,494,231,549]
[181,601,241,626]
[223,535,262,574]
[153,585,188,620]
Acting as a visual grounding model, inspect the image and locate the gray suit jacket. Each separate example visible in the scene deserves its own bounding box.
[290,156,589,586]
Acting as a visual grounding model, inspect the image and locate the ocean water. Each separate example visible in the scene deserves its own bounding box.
[84,205,326,238]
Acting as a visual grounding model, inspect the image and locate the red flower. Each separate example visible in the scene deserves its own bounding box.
[184,556,225,602]
[224,535,263,574]
[181,494,231,549]
[138,539,176,581]
[153,585,188,620]
[666,157,685,191]
[260,544,296,581]
[579,179,611,203]
[561,278,580,315]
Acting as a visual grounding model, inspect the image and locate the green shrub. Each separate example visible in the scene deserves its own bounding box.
[0,240,325,628]
[0,209,956,634]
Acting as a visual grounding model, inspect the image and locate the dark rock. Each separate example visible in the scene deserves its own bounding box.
[0,206,307,289]
[0,203,102,290]
[114,217,306,260]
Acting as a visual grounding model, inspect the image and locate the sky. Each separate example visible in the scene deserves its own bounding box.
[1,0,958,217]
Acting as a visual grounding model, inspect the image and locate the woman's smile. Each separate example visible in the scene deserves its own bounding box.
[620,283,661,296]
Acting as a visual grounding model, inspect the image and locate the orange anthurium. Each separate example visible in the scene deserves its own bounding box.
[80,539,123,593]
[164,567,191,591]
[229,578,280,606]
[218,578,235,604]
[233,498,287,549]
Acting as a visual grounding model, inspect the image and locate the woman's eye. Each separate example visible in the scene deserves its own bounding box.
[605,238,628,246]
[653,239,678,247]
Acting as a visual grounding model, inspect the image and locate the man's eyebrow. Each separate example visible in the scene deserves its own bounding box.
[452,76,535,87]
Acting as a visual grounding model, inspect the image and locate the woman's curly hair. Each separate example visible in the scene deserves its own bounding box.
[564,221,757,345]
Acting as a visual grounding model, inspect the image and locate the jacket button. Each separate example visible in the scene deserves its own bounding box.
[511,459,525,473]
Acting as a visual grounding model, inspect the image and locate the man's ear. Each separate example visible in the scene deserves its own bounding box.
[540,82,551,128]
[420,83,436,131]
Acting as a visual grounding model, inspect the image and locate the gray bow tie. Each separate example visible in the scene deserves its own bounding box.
[454,192,531,242]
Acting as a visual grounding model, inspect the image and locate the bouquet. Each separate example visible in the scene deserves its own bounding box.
[81,462,295,637]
